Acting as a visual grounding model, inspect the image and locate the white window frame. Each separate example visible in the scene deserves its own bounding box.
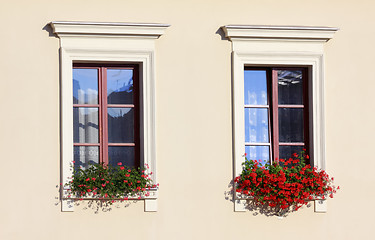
[222,25,338,212]
[50,21,170,212]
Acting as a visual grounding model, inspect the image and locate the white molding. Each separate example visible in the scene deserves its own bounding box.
[222,25,337,212]
[51,21,170,39]
[51,21,169,212]
[222,25,338,42]
[314,199,327,213]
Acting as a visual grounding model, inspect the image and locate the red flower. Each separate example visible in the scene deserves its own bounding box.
[120,166,125,170]
[234,152,337,212]
[117,162,122,166]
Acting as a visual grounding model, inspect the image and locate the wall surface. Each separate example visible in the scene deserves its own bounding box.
[0,0,374,239]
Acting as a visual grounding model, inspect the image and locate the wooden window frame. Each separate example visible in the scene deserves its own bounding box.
[244,67,309,164]
[73,64,140,167]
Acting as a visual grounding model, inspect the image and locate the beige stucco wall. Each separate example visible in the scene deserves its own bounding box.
[0,0,374,239]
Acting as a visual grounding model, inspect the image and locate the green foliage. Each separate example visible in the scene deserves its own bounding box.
[235,151,338,211]
[65,162,156,201]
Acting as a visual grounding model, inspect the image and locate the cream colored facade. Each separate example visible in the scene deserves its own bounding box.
[1,0,374,239]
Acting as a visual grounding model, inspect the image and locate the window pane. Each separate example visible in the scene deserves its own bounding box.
[244,70,268,105]
[73,69,98,104]
[279,108,304,142]
[73,108,99,143]
[74,146,99,170]
[245,108,269,143]
[278,70,303,105]
[108,108,134,143]
[107,69,134,104]
[279,146,304,161]
[245,146,270,166]
[108,146,135,167]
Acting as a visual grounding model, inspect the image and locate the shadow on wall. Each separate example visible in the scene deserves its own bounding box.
[54,185,140,214]
[43,23,56,37]
[224,180,313,217]
[215,27,227,40]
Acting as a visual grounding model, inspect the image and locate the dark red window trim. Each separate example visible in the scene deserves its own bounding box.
[245,66,310,164]
[73,63,140,167]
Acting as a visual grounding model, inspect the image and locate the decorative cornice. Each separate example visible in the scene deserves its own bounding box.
[222,25,339,42]
[50,21,170,39]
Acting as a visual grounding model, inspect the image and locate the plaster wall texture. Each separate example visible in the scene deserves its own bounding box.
[0,0,374,239]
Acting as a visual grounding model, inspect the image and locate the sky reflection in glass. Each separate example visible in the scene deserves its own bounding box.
[107,69,133,104]
[73,69,98,104]
[244,70,268,105]
[245,146,270,166]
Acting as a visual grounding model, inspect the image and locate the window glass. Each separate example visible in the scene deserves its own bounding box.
[244,67,308,163]
[107,108,134,143]
[107,69,134,104]
[73,69,98,104]
[73,107,99,143]
[73,146,99,170]
[244,70,268,105]
[73,65,139,169]
[278,108,304,143]
[278,70,303,105]
[244,108,269,143]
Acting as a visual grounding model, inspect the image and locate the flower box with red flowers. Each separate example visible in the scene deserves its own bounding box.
[64,162,158,203]
[234,151,338,212]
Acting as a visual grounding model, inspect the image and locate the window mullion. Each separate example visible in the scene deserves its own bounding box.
[272,69,279,162]
[98,67,103,165]
[100,67,109,165]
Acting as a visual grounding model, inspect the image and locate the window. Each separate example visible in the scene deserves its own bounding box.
[244,67,310,165]
[73,64,140,169]
[50,21,170,212]
[221,24,338,212]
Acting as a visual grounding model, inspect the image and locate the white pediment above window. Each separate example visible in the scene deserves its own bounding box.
[50,21,170,39]
[222,25,338,42]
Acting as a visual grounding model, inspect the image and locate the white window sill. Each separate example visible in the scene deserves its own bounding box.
[62,188,158,212]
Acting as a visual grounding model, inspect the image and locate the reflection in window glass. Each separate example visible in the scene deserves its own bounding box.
[74,146,99,170]
[107,108,134,143]
[73,108,99,143]
[279,146,304,161]
[245,146,270,166]
[108,147,135,167]
[244,70,268,105]
[279,108,304,143]
[278,70,303,105]
[107,69,134,104]
[245,108,269,143]
[73,69,98,104]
